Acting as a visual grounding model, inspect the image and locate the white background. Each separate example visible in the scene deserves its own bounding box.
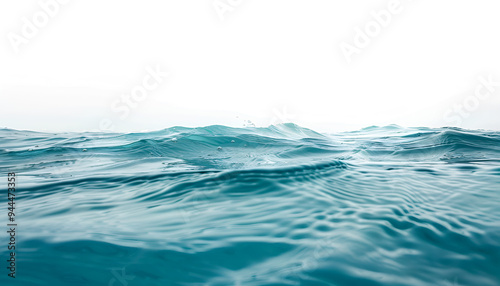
[1,0,499,132]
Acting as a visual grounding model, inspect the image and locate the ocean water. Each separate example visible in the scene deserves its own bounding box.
[1,123,500,286]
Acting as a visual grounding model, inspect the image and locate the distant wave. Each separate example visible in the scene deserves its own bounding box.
[1,124,499,285]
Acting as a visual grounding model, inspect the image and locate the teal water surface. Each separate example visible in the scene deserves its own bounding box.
[1,124,500,285]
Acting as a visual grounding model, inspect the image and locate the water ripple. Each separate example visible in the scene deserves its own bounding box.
[1,124,499,285]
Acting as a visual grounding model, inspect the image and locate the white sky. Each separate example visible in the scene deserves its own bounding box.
[1,0,500,132]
